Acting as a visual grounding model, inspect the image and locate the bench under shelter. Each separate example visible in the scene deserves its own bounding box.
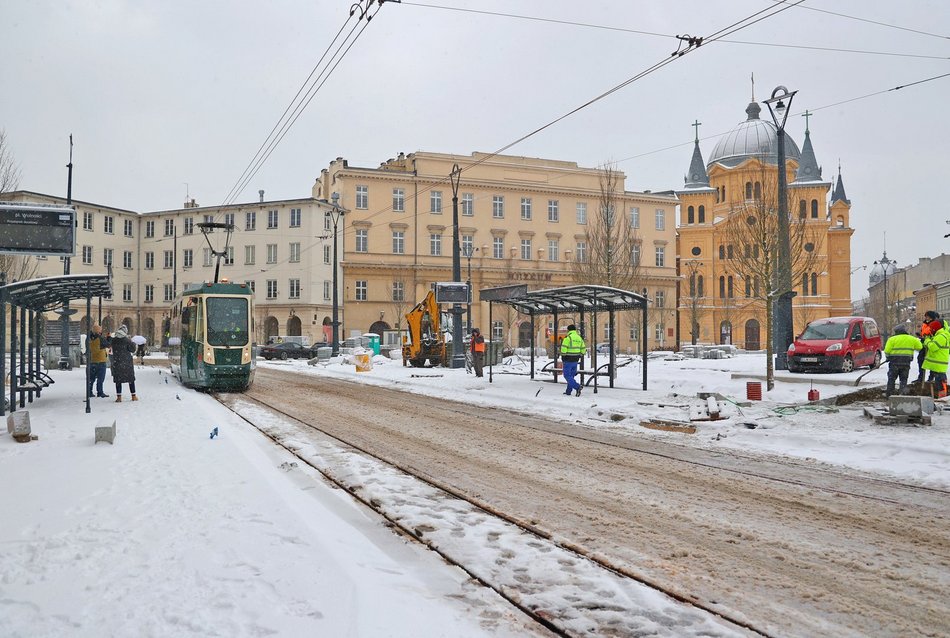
[480,284,650,393]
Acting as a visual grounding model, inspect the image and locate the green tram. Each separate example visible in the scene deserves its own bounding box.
[168,281,255,391]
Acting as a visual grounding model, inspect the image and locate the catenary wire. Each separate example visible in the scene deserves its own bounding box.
[768,0,949,41]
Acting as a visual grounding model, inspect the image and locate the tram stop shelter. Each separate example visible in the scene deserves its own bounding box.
[480,284,649,393]
[1,272,113,416]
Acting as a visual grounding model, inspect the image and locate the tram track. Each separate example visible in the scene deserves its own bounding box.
[219,367,950,637]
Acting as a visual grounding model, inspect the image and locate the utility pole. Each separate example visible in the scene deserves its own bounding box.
[449,164,464,368]
[58,134,74,370]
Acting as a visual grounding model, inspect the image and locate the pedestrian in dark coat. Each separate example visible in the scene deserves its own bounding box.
[110,325,138,402]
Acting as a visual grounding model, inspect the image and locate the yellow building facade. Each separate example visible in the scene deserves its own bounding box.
[315,151,680,352]
[676,100,854,348]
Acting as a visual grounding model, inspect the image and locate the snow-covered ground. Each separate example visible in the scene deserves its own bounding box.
[1,351,947,637]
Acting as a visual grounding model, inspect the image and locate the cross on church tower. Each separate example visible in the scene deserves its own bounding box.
[692,119,702,142]
[802,109,812,132]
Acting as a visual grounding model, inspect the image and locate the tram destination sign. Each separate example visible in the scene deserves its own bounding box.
[0,203,76,256]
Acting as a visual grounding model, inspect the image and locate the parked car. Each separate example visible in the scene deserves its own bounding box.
[595,342,614,354]
[260,341,311,360]
[787,316,882,373]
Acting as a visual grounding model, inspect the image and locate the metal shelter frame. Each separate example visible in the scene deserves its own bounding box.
[482,284,650,392]
[1,271,112,416]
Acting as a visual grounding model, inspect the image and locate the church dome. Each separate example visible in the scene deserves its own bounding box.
[707,101,801,169]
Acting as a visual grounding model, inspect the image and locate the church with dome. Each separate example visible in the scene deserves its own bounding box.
[676,97,855,349]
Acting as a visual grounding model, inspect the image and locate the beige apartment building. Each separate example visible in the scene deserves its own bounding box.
[314,151,679,351]
[1,191,337,346]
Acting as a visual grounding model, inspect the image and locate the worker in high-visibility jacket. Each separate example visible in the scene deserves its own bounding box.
[560,324,586,397]
[883,324,922,396]
[922,319,950,397]
[470,328,485,378]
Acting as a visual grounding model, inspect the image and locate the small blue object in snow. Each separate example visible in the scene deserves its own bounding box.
[210,427,219,439]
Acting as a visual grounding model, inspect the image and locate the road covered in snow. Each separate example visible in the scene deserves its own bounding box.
[232,358,950,638]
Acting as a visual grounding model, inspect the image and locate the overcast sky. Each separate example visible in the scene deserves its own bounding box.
[2,0,947,299]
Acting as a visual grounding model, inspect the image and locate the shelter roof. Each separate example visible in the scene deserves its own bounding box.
[1,273,113,312]
[486,284,648,315]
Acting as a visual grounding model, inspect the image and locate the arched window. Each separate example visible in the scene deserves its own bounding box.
[719,276,726,299]
[689,273,697,297]
[720,321,732,345]
[719,245,725,259]
[799,200,807,219]
[836,215,845,227]
[745,276,752,298]
[753,276,760,297]
[697,275,704,297]
[811,199,819,218]
[687,205,695,224]
[810,272,818,296]
[745,182,753,199]
[721,185,726,202]
[754,182,762,200]
[802,273,809,296]
[698,205,705,223]
[727,276,734,298]
[727,244,734,259]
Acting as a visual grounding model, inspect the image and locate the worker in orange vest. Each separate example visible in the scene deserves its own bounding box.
[470,328,486,378]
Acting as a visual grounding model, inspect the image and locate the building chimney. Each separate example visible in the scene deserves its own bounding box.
[259,190,265,203]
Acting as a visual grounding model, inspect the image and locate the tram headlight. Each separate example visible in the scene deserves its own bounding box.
[242,347,251,364]
[204,346,215,364]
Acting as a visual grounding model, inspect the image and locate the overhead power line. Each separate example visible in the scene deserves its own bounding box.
[769,0,949,41]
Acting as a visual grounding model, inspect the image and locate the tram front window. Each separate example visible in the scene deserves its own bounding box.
[206,298,249,347]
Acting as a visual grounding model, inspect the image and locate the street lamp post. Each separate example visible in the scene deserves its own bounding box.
[325,192,346,356]
[764,85,798,371]
[449,164,464,369]
[874,251,896,336]
[463,244,478,333]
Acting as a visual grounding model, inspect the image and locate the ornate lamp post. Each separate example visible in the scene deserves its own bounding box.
[874,251,897,336]
[763,85,798,370]
[325,192,346,356]
[462,244,478,333]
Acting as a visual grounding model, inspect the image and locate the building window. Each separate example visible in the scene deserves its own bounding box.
[655,209,665,231]
[461,234,473,256]
[548,239,559,261]
[164,250,173,269]
[629,206,640,229]
[355,280,367,301]
[576,202,588,225]
[245,280,255,294]
[520,197,532,221]
[145,252,154,270]
[698,205,705,223]
[82,245,93,265]
[246,211,256,231]
[687,206,695,224]
[184,217,194,234]
[393,188,405,212]
[520,238,532,260]
[655,322,664,342]
[104,216,114,234]
[392,231,405,254]
[183,249,193,269]
[224,246,234,266]
[392,281,404,302]
[289,278,300,299]
[492,195,504,219]
[288,242,300,263]
[799,200,807,219]
[164,284,174,302]
[223,213,234,229]
[745,182,753,199]
[122,283,132,302]
[355,229,368,253]
[244,245,254,265]
[103,248,113,266]
[83,211,94,231]
[164,219,175,236]
[655,245,665,267]
[631,243,640,266]
[462,193,474,216]
[811,199,819,219]
[144,285,154,303]
[323,280,331,301]
[324,215,331,231]
[492,321,504,341]
[267,210,278,229]
[430,233,442,256]
[123,251,133,269]
[655,290,665,307]
[323,245,331,264]
[145,220,155,237]
[266,244,277,263]
[202,214,214,230]
[754,182,762,200]
[811,272,818,295]
[576,241,587,263]
[430,191,442,213]
[203,248,212,267]
[266,280,278,299]
[290,208,301,227]
[124,219,134,237]
[356,185,368,209]
[548,200,559,222]
[492,237,504,259]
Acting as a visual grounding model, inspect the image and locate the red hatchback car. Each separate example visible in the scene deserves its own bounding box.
[787,316,882,373]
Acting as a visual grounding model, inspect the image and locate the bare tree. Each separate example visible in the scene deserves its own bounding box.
[721,169,823,389]
[389,271,411,333]
[571,164,642,292]
[681,259,707,345]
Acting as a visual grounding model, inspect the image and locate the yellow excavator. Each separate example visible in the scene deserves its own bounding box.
[402,290,447,367]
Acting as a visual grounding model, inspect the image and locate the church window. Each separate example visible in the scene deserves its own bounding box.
[811,272,818,296]
[745,182,752,199]
[719,276,726,299]
[811,199,819,219]
[718,245,725,259]
[687,206,695,224]
[698,205,705,223]
[836,216,845,227]
[754,182,762,201]
[799,200,807,219]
